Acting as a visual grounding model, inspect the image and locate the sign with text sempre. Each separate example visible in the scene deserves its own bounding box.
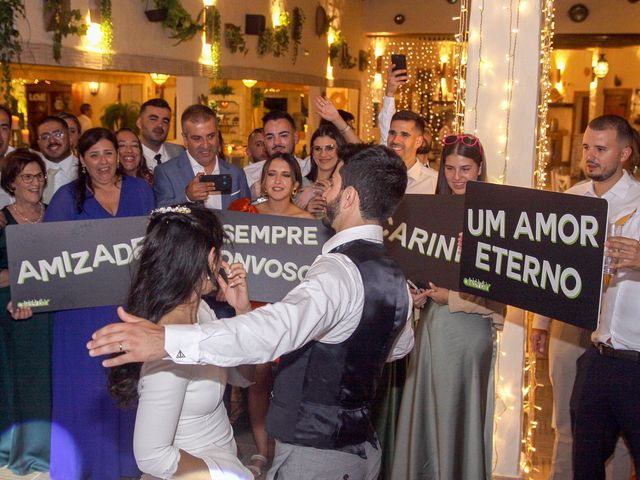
[7,211,332,312]
[383,194,465,291]
[459,182,608,331]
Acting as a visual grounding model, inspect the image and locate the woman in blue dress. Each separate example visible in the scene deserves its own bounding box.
[44,127,154,479]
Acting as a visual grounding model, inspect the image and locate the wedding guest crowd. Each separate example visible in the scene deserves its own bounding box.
[1,89,640,480]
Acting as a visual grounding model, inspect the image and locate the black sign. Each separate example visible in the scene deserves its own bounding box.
[459,182,608,330]
[7,211,332,312]
[384,194,465,291]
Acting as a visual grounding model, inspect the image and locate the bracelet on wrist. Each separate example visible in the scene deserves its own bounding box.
[339,124,351,134]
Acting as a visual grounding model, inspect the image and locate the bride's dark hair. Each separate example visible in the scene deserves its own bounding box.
[108,203,226,407]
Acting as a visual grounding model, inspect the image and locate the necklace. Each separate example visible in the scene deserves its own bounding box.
[11,202,44,224]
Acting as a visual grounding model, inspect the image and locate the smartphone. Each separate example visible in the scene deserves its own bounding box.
[218,266,228,284]
[200,174,232,194]
[391,54,407,72]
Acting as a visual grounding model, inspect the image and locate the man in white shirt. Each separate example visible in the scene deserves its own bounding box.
[153,104,250,208]
[531,115,638,479]
[88,145,414,480]
[36,116,78,203]
[136,98,184,171]
[0,105,16,209]
[78,103,93,133]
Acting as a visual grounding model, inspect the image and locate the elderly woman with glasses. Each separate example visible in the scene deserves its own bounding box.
[392,134,505,480]
[0,149,52,474]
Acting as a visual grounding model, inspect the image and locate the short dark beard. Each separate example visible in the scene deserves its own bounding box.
[322,191,342,229]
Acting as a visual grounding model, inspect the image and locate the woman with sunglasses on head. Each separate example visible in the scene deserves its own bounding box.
[0,149,52,475]
[109,204,252,480]
[295,125,345,217]
[391,134,505,480]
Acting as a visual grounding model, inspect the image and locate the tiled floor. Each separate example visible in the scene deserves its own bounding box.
[2,367,554,480]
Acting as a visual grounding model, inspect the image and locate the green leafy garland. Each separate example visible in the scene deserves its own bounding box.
[291,7,304,64]
[100,0,113,64]
[0,0,25,108]
[45,0,88,63]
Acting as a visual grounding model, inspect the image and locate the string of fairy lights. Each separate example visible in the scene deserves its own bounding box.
[534,1,556,190]
[363,37,459,142]
[452,0,470,133]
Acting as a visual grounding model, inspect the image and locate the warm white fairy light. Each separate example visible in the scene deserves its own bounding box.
[363,37,460,142]
[533,0,555,190]
[453,0,470,132]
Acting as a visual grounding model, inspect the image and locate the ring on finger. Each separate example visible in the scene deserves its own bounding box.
[119,342,124,353]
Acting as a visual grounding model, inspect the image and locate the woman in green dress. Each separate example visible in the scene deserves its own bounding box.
[0,149,52,474]
[391,134,505,480]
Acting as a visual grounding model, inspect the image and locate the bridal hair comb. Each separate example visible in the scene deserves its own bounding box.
[151,205,192,216]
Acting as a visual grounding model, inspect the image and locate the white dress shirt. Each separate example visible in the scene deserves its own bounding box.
[0,146,16,208]
[141,143,168,172]
[165,224,414,366]
[41,153,78,204]
[187,151,221,210]
[567,171,640,351]
[405,160,437,194]
[244,156,311,193]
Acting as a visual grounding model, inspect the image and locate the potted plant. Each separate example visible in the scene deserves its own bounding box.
[210,80,234,97]
[224,23,247,55]
[100,102,140,131]
[144,0,167,22]
[291,7,304,64]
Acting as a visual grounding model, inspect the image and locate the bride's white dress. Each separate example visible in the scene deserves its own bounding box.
[133,301,252,479]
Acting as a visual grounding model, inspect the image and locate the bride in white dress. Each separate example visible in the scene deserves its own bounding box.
[108,204,253,480]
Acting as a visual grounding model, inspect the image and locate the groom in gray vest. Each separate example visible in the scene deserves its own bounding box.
[88,145,414,480]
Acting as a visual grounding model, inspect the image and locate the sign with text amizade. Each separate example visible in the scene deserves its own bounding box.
[383,194,465,291]
[7,211,332,312]
[459,182,608,330]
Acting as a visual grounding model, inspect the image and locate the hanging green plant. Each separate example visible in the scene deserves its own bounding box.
[329,32,355,69]
[210,80,234,97]
[224,23,247,55]
[251,87,264,109]
[149,0,203,44]
[203,5,221,78]
[272,12,290,58]
[257,27,274,57]
[45,0,88,63]
[0,0,26,109]
[290,7,305,64]
[100,0,113,65]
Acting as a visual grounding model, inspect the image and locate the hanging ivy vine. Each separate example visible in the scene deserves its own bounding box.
[204,5,221,78]
[100,0,113,64]
[45,0,87,63]
[290,7,304,64]
[272,12,289,57]
[0,0,25,108]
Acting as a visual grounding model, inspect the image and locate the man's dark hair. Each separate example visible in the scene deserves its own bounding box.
[80,103,92,115]
[588,115,634,147]
[181,104,217,129]
[262,110,296,131]
[37,115,69,132]
[58,112,81,132]
[319,109,355,128]
[140,98,171,116]
[339,145,407,223]
[391,110,425,135]
[248,127,264,141]
[0,105,12,122]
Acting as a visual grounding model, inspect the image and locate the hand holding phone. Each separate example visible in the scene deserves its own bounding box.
[199,174,232,194]
[407,279,424,294]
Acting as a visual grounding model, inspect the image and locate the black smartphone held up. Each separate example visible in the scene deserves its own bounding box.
[199,174,232,194]
[391,53,407,72]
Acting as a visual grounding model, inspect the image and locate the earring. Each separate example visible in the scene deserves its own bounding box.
[81,165,86,174]
[291,187,298,197]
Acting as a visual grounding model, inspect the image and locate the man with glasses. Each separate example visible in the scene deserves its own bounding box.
[36,116,78,203]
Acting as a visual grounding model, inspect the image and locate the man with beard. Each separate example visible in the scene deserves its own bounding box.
[36,116,79,203]
[531,114,638,480]
[136,98,184,170]
[89,145,414,480]
[0,105,16,209]
[153,104,250,208]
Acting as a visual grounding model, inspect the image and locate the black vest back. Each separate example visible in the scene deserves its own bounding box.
[265,239,410,450]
